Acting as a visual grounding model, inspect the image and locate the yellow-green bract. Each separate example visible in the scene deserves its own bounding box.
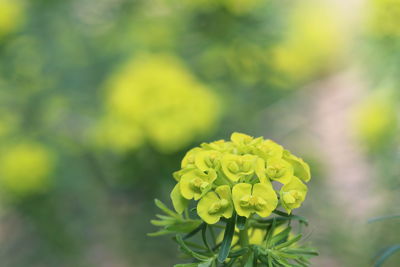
[170,132,311,223]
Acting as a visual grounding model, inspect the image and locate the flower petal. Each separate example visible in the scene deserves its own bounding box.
[215,185,233,219]
[283,150,311,182]
[197,191,221,224]
[252,183,278,217]
[232,183,252,218]
[170,183,188,214]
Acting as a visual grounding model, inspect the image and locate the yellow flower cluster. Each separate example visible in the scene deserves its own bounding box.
[171,133,311,224]
[94,54,219,153]
[0,142,54,195]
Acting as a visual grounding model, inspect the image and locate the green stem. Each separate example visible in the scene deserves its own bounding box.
[239,228,249,247]
[184,207,189,219]
[238,224,250,264]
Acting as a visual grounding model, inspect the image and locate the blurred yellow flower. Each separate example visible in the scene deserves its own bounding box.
[96,54,219,153]
[94,116,144,152]
[367,0,400,38]
[272,1,345,86]
[0,142,54,195]
[351,90,398,149]
[0,0,24,37]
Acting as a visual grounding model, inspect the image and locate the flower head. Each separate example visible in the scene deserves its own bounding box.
[266,158,294,184]
[170,132,312,222]
[280,176,308,214]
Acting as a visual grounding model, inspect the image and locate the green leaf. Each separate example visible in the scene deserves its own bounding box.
[150,219,171,226]
[272,255,291,267]
[201,224,212,252]
[184,222,205,240]
[368,215,400,224]
[273,210,309,226]
[218,213,236,263]
[275,234,302,249]
[374,244,400,267]
[270,226,291,246]
[167,220,203,233]
[156,214,174,220]
[294,258,309,267]
[198,259,214,267]
[237,216,247,230]
[275,251,299,259]
[175,235,210,261]
[265,218,277,247]
[225,257,238,267]
[174,264,199,267]
[284,248,319,256]
[268,254,273,267]
[228,247,249,258]
[244,250,254,267]
[155,199,180,219]
[147,230,171,236]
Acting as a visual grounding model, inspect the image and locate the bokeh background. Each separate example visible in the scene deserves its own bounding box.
[0,0,399,266]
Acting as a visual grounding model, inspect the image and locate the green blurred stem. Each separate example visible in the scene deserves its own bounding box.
[184,208,189,219]
[238,222,250,264]
[239,228,249,247]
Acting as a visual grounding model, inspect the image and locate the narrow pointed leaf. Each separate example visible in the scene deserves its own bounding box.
[273,210,309,226]
[270,226,291,246]
[175,235,210,261]
[228,248,249,258]
[155,199,180,219]
[265,218,276,247]
[201,224,212,252]
[374,244,400,267]
[275,234,302,249]
[244,250,254,267]
[218,213,236,263]
[184,222,205,240]
[368,215,400,224]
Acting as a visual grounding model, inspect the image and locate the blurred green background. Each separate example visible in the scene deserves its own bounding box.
[0,0,399,266]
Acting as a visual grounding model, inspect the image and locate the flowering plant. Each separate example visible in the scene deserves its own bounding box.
[150,133,317,266]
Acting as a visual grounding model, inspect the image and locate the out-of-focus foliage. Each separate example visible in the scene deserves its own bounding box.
[182,0,264,14]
